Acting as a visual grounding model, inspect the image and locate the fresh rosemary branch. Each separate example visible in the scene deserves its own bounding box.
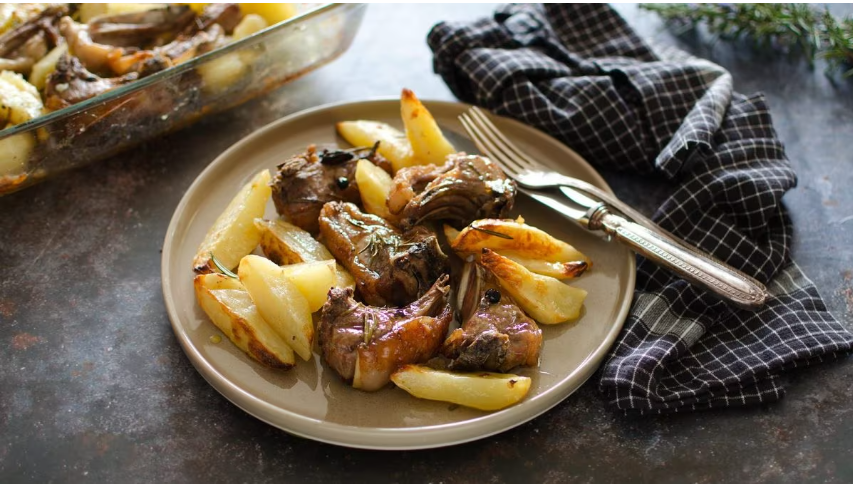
[640,3,853,77]
[210,253,238,278]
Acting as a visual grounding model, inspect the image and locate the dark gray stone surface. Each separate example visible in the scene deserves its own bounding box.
[1,4,852,483]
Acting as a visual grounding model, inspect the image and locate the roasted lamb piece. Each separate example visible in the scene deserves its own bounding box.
[0,5,66,74]
[439,262,542,372]
[44,54,139,110]
[318,201,448,307]
[271,145,392,234]
[60,14,225,78]
[88,5,196,47]
[388,153,516,230]
[318,275,452,391]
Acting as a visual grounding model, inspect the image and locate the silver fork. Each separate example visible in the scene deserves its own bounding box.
[459,106,769,310]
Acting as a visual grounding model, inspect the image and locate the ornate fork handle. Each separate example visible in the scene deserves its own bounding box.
[588,208,769,309]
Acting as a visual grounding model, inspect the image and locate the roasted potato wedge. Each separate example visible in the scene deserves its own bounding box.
[0,133,34,177]
[442,223,461,244]
[280,259,337,312]
[255,218,334,264]
[400,88,455,166]
[193,169,271,273]
[355,158,394,219]
[194,273,295,369]
[0,71,43,127]
[450,219,588,263]
[238,3,297,25]
[238,255,314,361]
[332,265,356,291]
[198,52,246,95]
[391,365,531,411]
[446,223,588,279]
[479,249,587,324]
[233,13,269,40]
[499,252,588,280]
[30,43,67,90]
[336,120,417,173]
[254,218,355,290]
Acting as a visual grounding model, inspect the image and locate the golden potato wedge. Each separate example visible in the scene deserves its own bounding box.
[29,43,67,90]
[196,272,243,291]
[479,249,587,324]
[254,218,356,290]
[336,120,417,173]
[238,255,314,361]
[498,252,588,280]
[280,260,337,313]
[255,218,334,264]
[355,158,394,219]
[238,3,297,25]
[400,88,455,166]
[197,52,246,94]
[390,365,531,411]
[442,224,461,245]
[193,169,271,273]
[451,219,588,263]
[194,274,295,369]
[233,13,269,40]
[0,71,43,127]
[0,132,34,177]
[334,266,356,290]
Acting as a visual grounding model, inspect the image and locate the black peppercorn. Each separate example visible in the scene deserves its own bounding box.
[485,288,501,304]
[336,176,350,189]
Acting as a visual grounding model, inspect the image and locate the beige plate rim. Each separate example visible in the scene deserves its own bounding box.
[161,98,636,450]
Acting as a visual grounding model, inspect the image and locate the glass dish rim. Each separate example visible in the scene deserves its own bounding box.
[0,3,358,140]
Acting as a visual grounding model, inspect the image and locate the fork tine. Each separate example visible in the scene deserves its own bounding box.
[457,114,495,166]
[464,109,529,176]
[469,107,549,172]
[459,114,519,180]
[459,114,521,180]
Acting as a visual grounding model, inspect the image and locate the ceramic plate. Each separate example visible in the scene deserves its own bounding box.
[161,99,635,450]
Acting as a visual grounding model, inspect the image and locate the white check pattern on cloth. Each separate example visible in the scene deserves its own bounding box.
[428,3,853,413]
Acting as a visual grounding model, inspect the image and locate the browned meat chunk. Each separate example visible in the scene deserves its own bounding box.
[388,153,516,230]
[271,145,391,234]
[318,275,452,391]
[439,262,542,372]
[318,201,448,307]
[44,54,139,110]
[0,5,65,75]
[60,13,225,78]
[88,5,196,47]
[0,5,65,59]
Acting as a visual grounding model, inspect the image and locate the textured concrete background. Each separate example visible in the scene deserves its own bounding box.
[1,4,852,482]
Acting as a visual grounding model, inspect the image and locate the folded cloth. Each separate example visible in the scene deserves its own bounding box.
[428,4,853,413]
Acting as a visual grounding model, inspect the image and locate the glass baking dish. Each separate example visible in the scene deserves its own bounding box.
[0,3,366,196]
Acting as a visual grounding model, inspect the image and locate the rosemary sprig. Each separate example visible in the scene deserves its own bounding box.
[472,226,514,240]
[210,253,238,278]
[363,312,377,344]
[641,3,853,77]
[319,141,382,166]
[357,233,383,260]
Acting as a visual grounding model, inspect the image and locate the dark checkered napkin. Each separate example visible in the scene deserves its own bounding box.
[428,4,853,413]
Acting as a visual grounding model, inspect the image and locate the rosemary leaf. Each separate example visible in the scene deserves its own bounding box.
[210,253,238,278]
[472,226,514,240]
